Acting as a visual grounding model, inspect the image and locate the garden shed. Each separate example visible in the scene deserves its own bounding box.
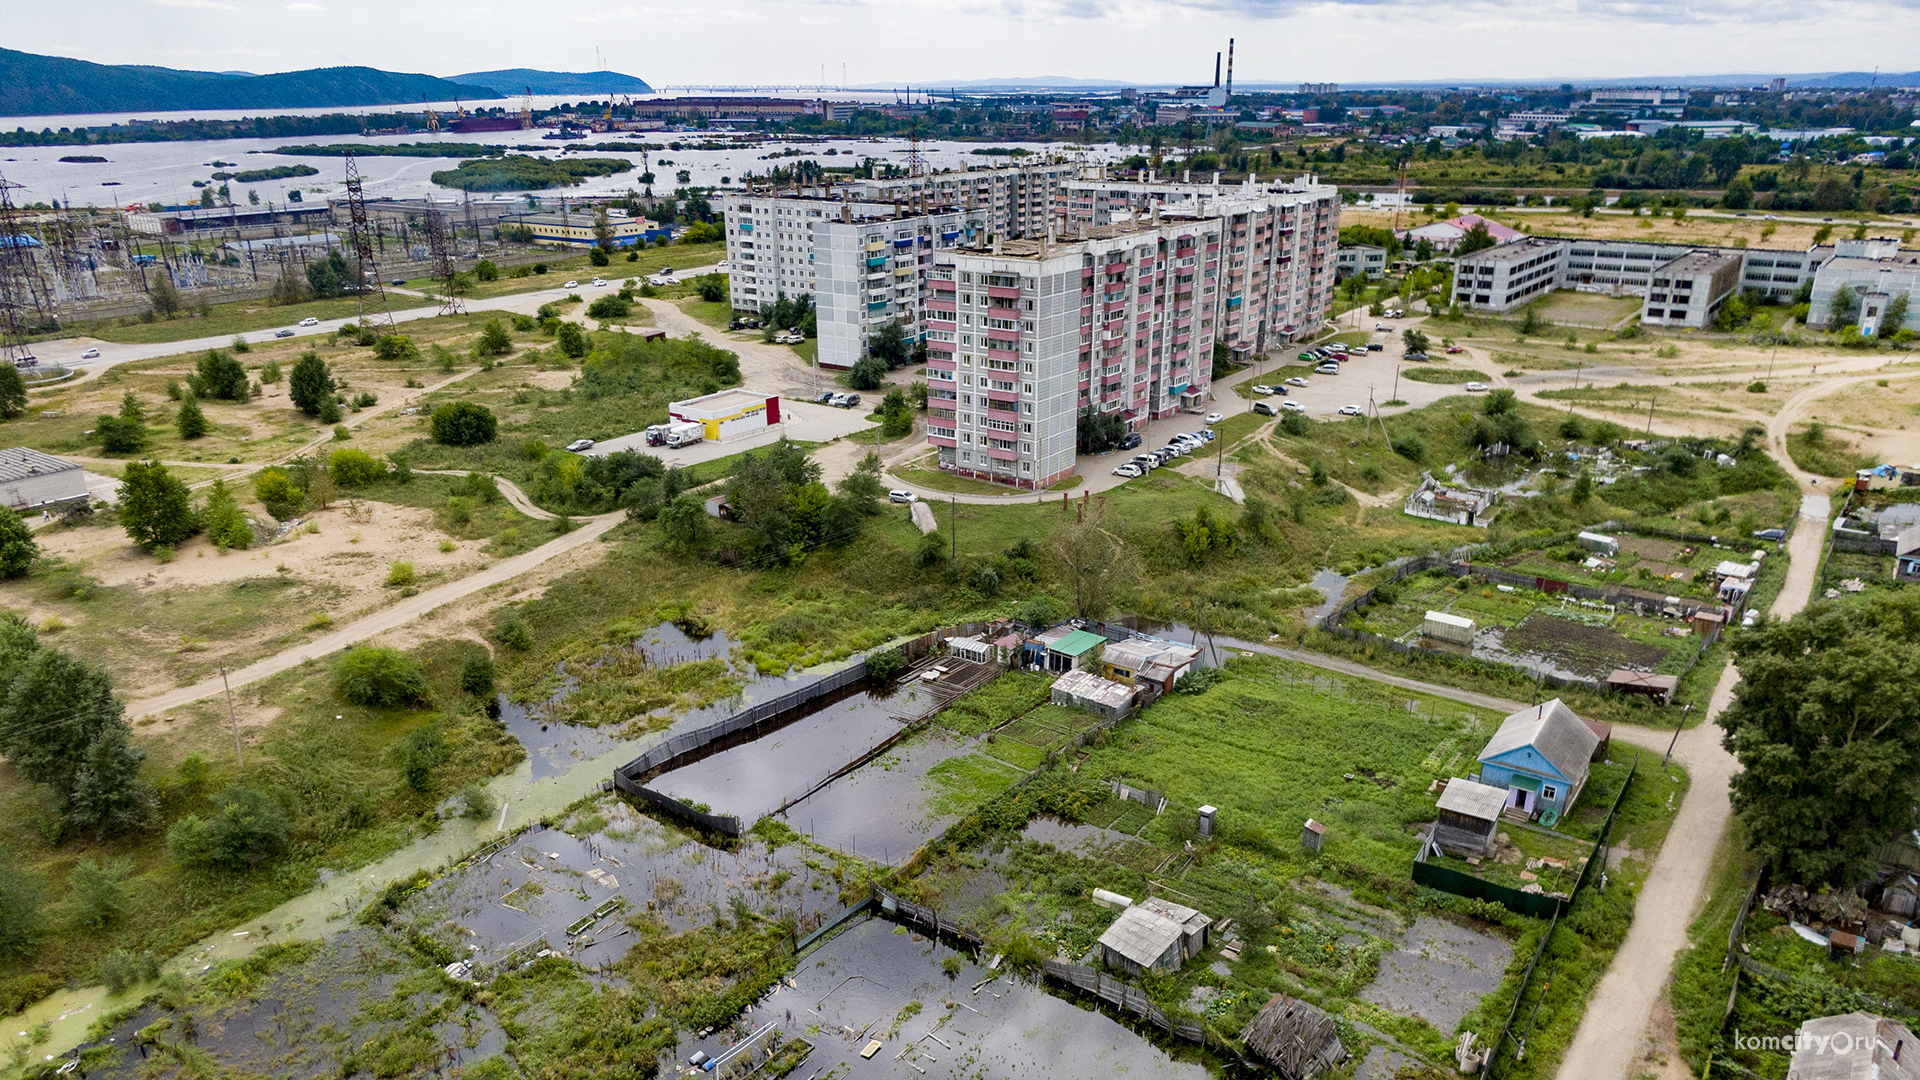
[1882,875,1920,918]
[1604,669,1679,705]
[1044,628,1107,673]
[1239,994,1347,1080]
[945,635,994,665]
[1421,610,1476,645]
[1051,669,1135,720]
[1097,901,1208,977]
[1431,778,1507,857]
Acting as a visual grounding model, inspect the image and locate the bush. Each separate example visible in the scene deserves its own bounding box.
[332,646,428,707]
[166,785,288,871]
[288,353,335,416]
[372,334,418,360]
[328,448,386,487]
[430,401,498,446]
[1747,381,1768,393]
[253,468,305,520]
[865,647,908,682]
[96,950,160,994]
[586,295,632,319]
[0,511,37,579]
[476,320,513,357]
[492,609,533,651]
[458,783,496,821]
[385,561,415,587]
[1279,410,1312,437]
[556,321,589,358]
[460,654,495,696]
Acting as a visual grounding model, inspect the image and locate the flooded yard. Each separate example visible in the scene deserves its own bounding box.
[1359,915,1515,1033]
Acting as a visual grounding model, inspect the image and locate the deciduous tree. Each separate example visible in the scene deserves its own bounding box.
[118,461,197,550]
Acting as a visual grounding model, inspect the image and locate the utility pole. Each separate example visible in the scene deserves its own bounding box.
[1645,397,1656,437]
[950,496,956,564]
[220,666,243,768]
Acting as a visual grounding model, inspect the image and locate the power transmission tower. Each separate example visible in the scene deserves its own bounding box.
[340,151,393,332]
[0,174,53,368]
[427,206,463,316]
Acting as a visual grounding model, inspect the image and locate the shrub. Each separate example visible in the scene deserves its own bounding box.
[331,423,351,441]
[460,654,495,696]
[1747,381,1768,393]
[385,561,416,587]
[458,784,496,821]
[253,468,305,520]
[0,511,37,579]
[372,334,418,360]
[166,785,287,871]
[332,646,428,707]
[288,353,335,416]
[475,320,513,357]
[327,448,386,487]
[586,295,632,319]
[865,647,908,682]
[430,401,498,446]
[492,609,533,651]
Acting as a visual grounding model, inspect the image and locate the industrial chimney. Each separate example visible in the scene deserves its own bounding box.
[1226,39,1235,100]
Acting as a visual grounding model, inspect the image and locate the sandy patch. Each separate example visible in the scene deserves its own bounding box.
[42,501,487,596]
[523,370,576,391]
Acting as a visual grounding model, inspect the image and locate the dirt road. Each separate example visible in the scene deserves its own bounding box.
[125,509,624,719]
[1553,492,1827,1080]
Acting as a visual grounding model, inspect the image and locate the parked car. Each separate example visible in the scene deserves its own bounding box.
[275,329,296,338]
[1315,363,1341,375]
[298,317,320,327]
[1375,323,1390,331]
[715,260,730,272]
[565,439,595,453]
[1251,384,1277,395]
[1254,401,1277,416]
[647,275,669,287]
[1753,528,1787,542]
[391,278,406,286]
[1366,343,1385,351]
[1285,376,1309,388]
[1405,351,1429,362]
[1296,351,1317,361]
[814,391,835,404]
[1339,404,1364,416]
[659,267,675,277]
[1113,463,1143,478]
[1192,430,1216,442]
[889,490,918,503]
[1205,412,1223,424]
[827,392,849,407]
[841,393,861,408]
[563,281,578,289]
[1281,400,1307,413]
[80,347,100,358]
[1465,382,1490,392]
[1119,432,1142,451]
[1446,345,1465,354]
[729,317,762,330]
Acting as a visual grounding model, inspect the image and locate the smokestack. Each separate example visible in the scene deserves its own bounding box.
[1214,52,1221,88]
[1226,39,1235,98]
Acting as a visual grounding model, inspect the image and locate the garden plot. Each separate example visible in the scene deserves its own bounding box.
[1359,915,1514,1034]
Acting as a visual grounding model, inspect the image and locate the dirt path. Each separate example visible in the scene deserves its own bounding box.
[125,509,624,720]
[413,471,556,521]
[1553,493,1828,1080]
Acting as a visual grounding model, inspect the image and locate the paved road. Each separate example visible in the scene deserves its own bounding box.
[1553,492,1828,1080]
[125,507,624,720]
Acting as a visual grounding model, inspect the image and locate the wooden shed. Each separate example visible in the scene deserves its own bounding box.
[1605,669,1679,704]
[1432,778,1506,857]
[1422,610,1476,645]
[1240,994,1347,1080]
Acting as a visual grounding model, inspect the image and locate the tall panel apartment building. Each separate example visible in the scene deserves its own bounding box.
[1052,174,1341,354]
[922,217,1225,489]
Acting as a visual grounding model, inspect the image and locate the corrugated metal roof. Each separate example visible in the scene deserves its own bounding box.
[1480,699,1599,786]
[1788,1013,1920,1080]
[1436,779,1508,821]
[1097,905,1185,967]
[1139,897,1210,931]
[1424,610,1475,630]
[1053,669,1134,710]
[0,447,79,484]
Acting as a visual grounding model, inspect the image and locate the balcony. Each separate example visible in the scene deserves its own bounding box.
[985,387,1020,404]
[986,445,1019,462]
[930,278,956,292]
[987,285,1021,300]
[925,299,956,315]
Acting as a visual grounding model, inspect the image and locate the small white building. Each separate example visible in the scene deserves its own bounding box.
[0,448,87,511]
[667,389,781,443]
[945,635,994,664]
[1051,669,1135,720]
[1422,610,1477,645]
[1577,532,1618,557]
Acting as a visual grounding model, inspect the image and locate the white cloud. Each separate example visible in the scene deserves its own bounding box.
[152,0,237,8]
[284,2,323,8]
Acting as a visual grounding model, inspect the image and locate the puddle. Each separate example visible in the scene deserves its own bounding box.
[1310,568,1352,624]
[1358,914,1513,1034]
[669,916,1213,1079]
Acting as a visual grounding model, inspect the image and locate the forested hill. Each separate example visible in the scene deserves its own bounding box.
[0,48,496,117]
[451,69,652,96]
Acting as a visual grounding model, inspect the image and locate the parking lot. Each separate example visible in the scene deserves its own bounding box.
[583,396,878,467]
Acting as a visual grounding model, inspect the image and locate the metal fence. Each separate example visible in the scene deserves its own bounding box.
[610,659,871,835]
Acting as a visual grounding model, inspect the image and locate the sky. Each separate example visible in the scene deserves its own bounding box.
[9,0,1920,87]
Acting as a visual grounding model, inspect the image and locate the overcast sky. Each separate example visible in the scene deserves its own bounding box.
[11,0,1918,87]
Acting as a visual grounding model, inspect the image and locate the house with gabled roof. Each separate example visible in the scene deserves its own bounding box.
[1476,699,1600,825]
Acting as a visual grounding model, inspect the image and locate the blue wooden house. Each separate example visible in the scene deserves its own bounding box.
[1476,699,1600,826]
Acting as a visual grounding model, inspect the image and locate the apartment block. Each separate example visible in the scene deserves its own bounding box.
[923,218,1222,489]
[1051,173,1342,351]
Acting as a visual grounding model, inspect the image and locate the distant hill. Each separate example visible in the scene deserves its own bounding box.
[0,47,497,117]
[453,69,652,96]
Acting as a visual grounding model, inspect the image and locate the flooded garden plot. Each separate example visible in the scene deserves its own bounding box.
[1348,568,1710,681]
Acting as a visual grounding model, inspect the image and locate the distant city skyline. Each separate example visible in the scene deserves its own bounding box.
[10,0,1919,90]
